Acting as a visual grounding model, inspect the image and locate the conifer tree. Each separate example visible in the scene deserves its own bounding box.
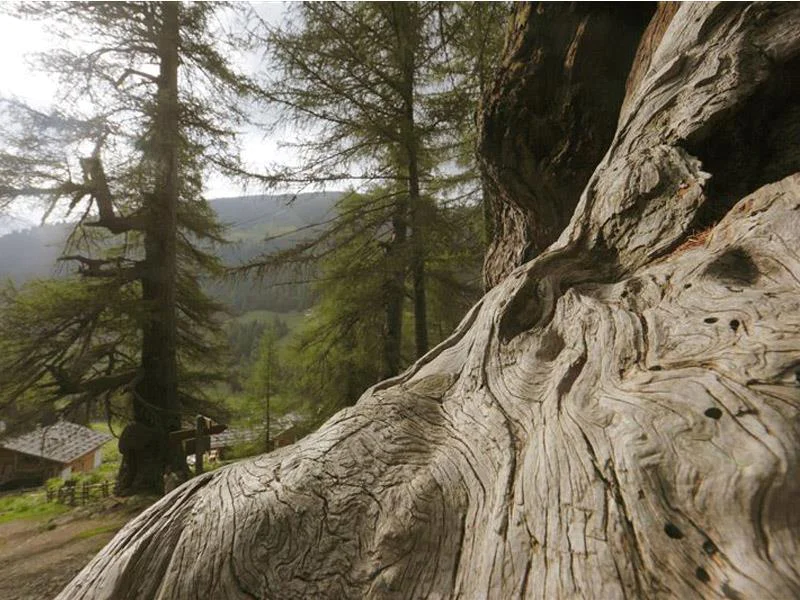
[249,2,507,381]
[286,189,485,412]
[0,1,256,493]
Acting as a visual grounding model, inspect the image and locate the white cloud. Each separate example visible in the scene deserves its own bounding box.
[0,13,60,106]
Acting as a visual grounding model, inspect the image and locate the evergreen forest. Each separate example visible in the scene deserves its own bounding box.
[0,1,510,493]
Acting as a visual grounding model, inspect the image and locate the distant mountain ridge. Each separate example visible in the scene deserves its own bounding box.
[212,192,339,231]
[0,192,341,284]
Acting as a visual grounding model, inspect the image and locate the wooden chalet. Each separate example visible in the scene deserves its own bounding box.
[0,420,112,488]
[206,413,307,460]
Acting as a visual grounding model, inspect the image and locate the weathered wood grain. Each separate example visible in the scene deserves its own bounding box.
[59,3,800,598]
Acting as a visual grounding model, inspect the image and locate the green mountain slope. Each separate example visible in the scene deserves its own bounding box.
[0,192,341,313]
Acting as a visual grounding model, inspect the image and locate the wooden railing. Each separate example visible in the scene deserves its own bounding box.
[46,480,113,505]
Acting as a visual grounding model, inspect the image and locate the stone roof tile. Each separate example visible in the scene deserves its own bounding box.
[1,421,112,464]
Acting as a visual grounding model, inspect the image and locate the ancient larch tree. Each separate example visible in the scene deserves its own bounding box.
[60,3,800,599]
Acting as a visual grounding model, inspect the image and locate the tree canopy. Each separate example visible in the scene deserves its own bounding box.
[245,1,508,383]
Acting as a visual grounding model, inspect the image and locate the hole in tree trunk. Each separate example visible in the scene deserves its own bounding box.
[696,566,711,584]
[703,247,760,285]
[721,582,745,600]
[664,523,684,539]
[683,54,800,230]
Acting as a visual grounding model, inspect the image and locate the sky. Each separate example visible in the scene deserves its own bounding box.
[0,12,58,229]
[0,2,298,230]
[0,9,60,104]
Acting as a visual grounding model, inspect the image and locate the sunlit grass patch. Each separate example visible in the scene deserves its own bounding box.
[0,490,69,524]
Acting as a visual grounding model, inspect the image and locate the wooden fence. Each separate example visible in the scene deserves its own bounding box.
[46,480,112,506]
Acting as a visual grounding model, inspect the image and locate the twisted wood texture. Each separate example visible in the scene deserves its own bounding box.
[60,4,800,598]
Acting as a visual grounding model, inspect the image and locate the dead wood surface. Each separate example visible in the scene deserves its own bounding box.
[59,4,800,599]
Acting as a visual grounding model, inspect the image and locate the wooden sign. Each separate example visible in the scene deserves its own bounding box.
[168,417,227,459]
[169,423,227,443]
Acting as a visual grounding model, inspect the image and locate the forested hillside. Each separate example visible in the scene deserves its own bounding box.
[0,192,337,275]
[0,192,338,313]
[0,221,73,280]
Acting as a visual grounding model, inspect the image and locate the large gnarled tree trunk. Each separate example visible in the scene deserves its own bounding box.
[479,2,654,288]
[60,4,800,598]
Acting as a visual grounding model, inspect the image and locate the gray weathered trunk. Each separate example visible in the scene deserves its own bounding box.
[60,4,800,598]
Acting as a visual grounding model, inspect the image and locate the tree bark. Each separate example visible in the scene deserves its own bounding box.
[383,2,429,376]
[117,2,183,495]
[395,1,429,359]
[479,2,654,288]
[383,197,407,379]
[61,3,800,598]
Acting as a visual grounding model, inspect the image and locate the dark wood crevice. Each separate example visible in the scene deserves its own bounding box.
[683,54,800,232]
[479,3,655,288]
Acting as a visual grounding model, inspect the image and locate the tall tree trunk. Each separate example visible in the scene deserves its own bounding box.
[62,4,800,598]
[117,2,182,495]
[383,197,407,379]
[407,145,428,359]
[396,1,429,358]
[382,1,428,377]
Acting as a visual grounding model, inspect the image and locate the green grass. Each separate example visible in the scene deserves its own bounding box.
[0,490,69,524]
[73,523,121,540]
[88,421,123,479]
[0,420,121,525]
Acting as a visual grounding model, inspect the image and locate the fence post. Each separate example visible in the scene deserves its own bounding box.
[195,415,209,475]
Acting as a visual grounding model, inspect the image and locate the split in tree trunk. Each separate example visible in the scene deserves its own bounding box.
[479,2,655,288]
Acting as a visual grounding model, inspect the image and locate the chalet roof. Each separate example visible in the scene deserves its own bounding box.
[210,427,261,450]
[0,421,112,464]
[209,414,306,450]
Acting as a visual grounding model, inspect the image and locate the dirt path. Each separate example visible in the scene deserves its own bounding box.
[0,498,152,600]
